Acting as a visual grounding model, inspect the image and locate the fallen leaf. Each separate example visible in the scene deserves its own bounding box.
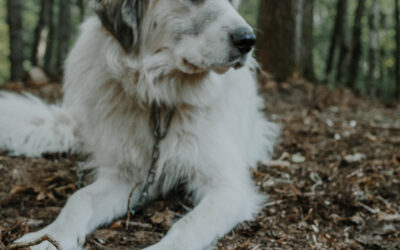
[9,185,29,196]
[268,160,291,168]
[36,191,46,201]
[150,209,175,229]
[344,153,366,163]
[291,153,305,163]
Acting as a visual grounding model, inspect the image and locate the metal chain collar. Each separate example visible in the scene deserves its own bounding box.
[130,102,175,214]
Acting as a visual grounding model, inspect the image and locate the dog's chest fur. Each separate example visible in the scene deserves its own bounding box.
[62,17,273,201]
[79,80,206,194]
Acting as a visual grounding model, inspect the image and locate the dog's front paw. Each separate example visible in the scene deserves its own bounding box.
[14,230,82,250]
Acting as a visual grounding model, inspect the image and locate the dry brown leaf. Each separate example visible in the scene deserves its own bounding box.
[110,221,123,230]
[150,209,175,229]
[9,186,29,196]
[36,192,46,201]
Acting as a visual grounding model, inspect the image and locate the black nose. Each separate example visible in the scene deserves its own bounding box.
[230,28,256,55]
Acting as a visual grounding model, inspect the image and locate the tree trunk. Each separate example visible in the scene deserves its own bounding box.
[7,0,24,81]
[335,0,349,84]
[256,0,295,81]
[301,0,315,81]
[368,0,380,97]
[44,0,55,75]
[395,0,400,100]
[77,0,85,22]
[347,0,366,88]
[379,8,387,99]
[325,0,348,83]
[294,0,304,68]
[31,0,52,67]
[256,0,314,82]
[56,0,71,73]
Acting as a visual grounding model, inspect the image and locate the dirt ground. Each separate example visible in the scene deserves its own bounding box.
[0,79,399,249]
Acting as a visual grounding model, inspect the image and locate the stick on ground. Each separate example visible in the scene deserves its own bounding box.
[7,234,62,250]
[126,182,141,230]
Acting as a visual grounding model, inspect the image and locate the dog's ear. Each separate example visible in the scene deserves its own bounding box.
[91,0,144,51]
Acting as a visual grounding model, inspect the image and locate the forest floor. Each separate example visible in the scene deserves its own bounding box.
[0,78,399,250]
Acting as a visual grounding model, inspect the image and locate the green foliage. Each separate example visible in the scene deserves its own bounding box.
[0,0,10,84]
[313,0,338,82]
[239,0,259,27]
[314,0,398,100]
[22,0,40,70]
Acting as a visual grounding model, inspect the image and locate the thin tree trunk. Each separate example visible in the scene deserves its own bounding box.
[347,0,366,88]
[302,0,315,81]
[368,0,380,96]
[31,0,52,67]
[77,0,85,22]
[379,9,387,99]
[56,0,71,73]
[325,0,347,83]
[294,0,304,67]
[7,0,24,81]
[395,0,400,100]
[44,0,55,75]
[335,0,349,84]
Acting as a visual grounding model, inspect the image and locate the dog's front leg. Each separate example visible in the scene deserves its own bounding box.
[15,174,133,250]
[144,176,265,250]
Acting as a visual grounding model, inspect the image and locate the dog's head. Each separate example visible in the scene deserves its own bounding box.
[92,0,255,75]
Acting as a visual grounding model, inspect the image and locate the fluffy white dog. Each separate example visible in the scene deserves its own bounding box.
[0,0,279,249]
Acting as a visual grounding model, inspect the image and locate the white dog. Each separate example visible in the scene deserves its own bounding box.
[0,0,279,249]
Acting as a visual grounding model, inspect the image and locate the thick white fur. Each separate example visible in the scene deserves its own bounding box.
[10,0,279,249]
[0,92,77,157]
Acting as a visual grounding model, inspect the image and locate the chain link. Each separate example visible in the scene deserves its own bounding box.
[130,103,175,214]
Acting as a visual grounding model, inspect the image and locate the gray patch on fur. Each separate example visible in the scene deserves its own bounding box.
[174,9,220,41]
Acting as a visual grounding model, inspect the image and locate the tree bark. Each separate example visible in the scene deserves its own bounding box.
[256,0,314,82]
[56,0,71,73]
[44,0,55,75]
[256,0,295,81]
[347,0,366,88]
[31,0,52,67]
[325,0,348,83]
[301,0,315,81]
[395,0,400,100]
[335,0,349,84]
[368,0,380,96]
[379,8,387,99]
[77,0,85,22]
[7,0,24,81]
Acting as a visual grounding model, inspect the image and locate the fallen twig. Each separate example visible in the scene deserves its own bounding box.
[264,200,284,207]
[303,208,313,222]
[378,212,400,222]
[7,234,62,250]
[357,202,380,214]
[125,221,153,230]
[126,182,141,230]
[250,244,261,250]
[0,220,27,243]
[310,172,323,193]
